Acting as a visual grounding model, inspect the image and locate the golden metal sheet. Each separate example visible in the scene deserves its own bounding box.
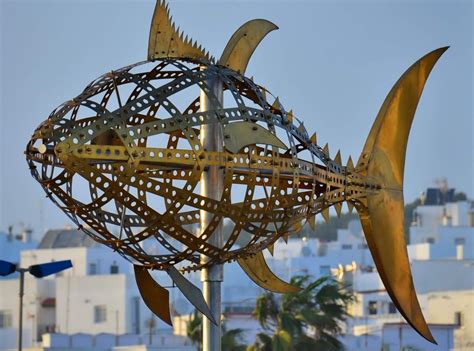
[355,47,448,343]
[220,19,278,74]
[356,47,449,178]
[224,121,287,153]
[323,143,329,157]
[24,0,449,342]
[346,156,354,171]
[134,265,172,326]
[237,252,300,293]
[148,0,210,61]
[321,207,330,223]
[307,215,316,230]
[360,192,435,343]
[334,150,342,166]
[167,266,217,325]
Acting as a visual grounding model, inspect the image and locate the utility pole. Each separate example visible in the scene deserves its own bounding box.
[200,72,224,351]
[17,268,27,351]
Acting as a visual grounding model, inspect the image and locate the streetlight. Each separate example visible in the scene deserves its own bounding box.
[0,259,73,351]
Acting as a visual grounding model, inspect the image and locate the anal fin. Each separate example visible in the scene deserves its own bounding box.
[167,266,217,325]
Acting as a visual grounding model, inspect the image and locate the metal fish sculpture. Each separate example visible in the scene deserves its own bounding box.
[25,0,447,343]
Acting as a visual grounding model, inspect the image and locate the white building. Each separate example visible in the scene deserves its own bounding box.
[1,187,472,350]
[0,228,194,351]
[198,187,473,350]
[344,188,474,351]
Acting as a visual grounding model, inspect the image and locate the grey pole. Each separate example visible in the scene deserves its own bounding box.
[200,70,224,351]
[17,269,27,351]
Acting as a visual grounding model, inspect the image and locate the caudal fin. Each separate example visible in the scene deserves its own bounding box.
[354,47,448,344]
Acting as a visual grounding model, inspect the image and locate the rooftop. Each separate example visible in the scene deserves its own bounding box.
[38,228,97,249]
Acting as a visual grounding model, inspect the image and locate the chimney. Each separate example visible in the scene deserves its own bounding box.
[7,225,13,242]
[22,228,33,243]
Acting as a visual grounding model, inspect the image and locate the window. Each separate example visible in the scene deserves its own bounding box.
[110,262,119,274]
[89,263,97,275]
[368,301,377,315]
[455,311,463,327]
[455,238,465,245]
[358,243,368,249]
[341,244,352,250]
[0,310,12,328]
[425,237,435,244]
[388,302,397,314]
[94,305,107,323]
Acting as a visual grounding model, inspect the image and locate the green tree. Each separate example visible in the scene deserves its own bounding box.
[186,310,247,351]
[248,275,354,351]
[187,310,203,351]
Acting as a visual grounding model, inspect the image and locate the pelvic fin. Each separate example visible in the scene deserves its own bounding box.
[238,251,300,293]
[134,265,172,326]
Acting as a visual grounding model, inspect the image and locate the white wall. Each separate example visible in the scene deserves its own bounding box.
[382,324,455,351]
[424,289,474,351]
[87,247,132,276]
[0,277,54,348]
[411,259,474,293]
[55,274,128,334]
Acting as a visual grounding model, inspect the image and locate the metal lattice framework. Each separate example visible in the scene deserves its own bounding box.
[27,58,362,271]
[25,0,448,344]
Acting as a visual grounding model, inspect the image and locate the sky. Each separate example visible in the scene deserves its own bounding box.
[0,0,472,238]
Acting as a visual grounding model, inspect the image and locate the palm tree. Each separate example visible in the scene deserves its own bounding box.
[186,310,247,351]
[222,327,247,351]
[248,275,355,351]
[187,310,203,351]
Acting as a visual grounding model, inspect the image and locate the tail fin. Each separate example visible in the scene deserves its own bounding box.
[355,47,448,344]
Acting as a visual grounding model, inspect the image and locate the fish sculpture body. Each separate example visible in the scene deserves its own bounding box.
[26,0,447,343]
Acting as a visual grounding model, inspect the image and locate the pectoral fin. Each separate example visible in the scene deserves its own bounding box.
[237,252,300,293]
[224,121,287,153]
[134,265,172,326]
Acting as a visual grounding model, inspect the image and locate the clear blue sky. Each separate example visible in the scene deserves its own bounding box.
[1,0,472,236]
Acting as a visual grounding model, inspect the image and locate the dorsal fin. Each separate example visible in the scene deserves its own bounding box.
[148,0,211,61]
[220,19,278,74]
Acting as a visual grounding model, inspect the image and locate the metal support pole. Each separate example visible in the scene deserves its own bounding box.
[200,71,224,351]
[18,269,26,351]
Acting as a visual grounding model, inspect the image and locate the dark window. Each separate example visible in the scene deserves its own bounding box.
[455,311,463,326]
[425,237,435,244]
[368,301,377,315]
[94,305,107,323]
[0,310,12,328]
[89,263,97,275]
[455,238,465,245]
[341,244,352,250]
[110,263,119,274]
[388,302,397,314]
